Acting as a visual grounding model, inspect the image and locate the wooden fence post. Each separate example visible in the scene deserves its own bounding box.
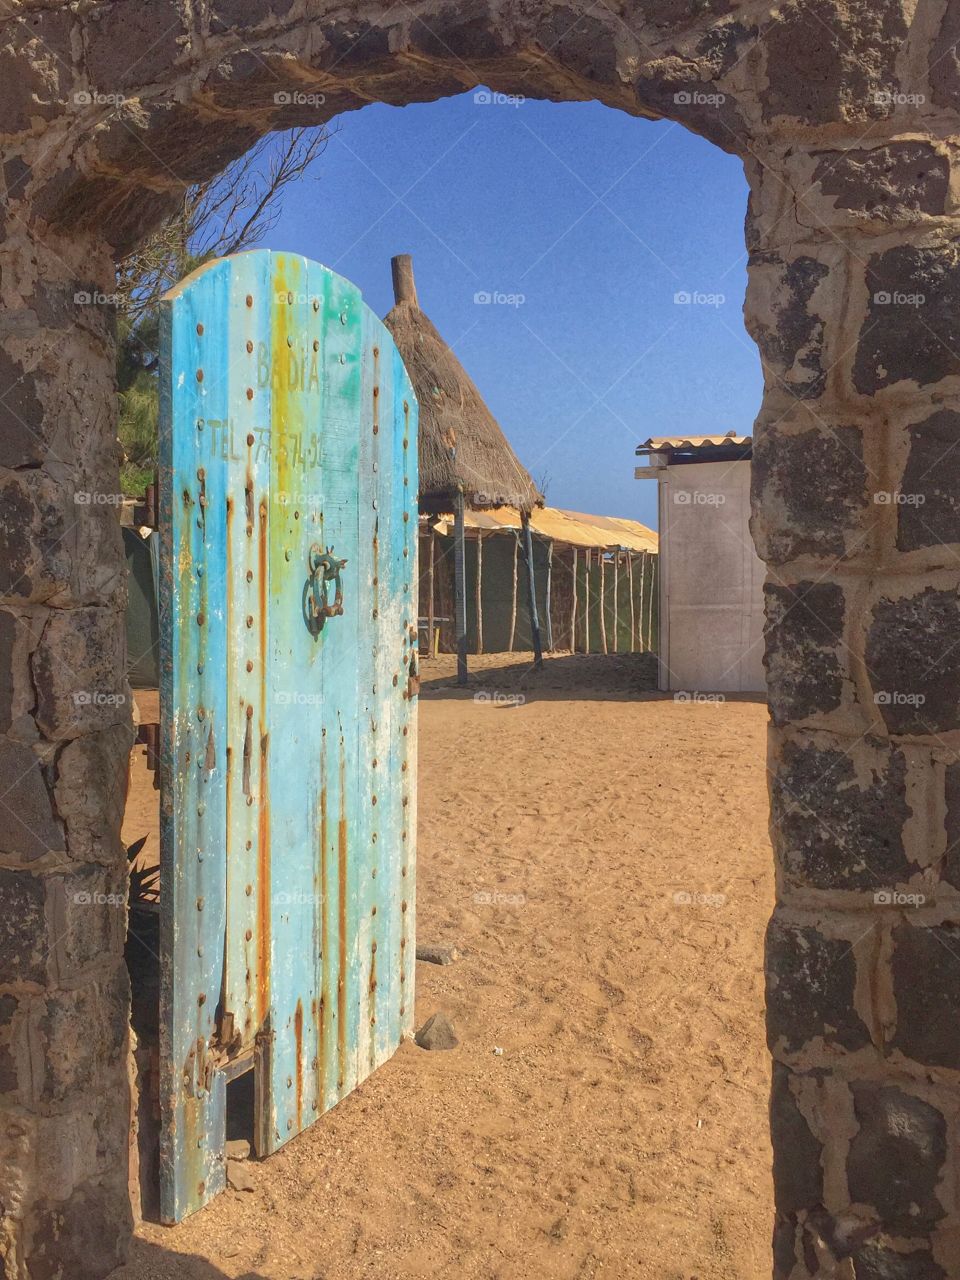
[475,530,484,655]
[570,547,578,653]
[454,493,467,685]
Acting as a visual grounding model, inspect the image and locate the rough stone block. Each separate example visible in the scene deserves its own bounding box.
[47,864,125,982]
[766,918,871,1053]
[53,724,132,866]
[31,607,128,742]
[0,739,64,862]
[93,103,261,188]
[206,0,296,36]
[0,614,14,737]
[33,1110,104,1205]
[0,470,72,604]
[770,1061,824,1215]
[746,251,831,401]
[0,868,47,985]
[0,608,45,737]
[25,1177,131,1280]
[854,244,960,393]
[0,1111,35,1224]
[847,1242,945,1279]
[770,734,914,890]
[0,994,22,1098]
[866,589,960,734]
[30,967,129,1113]
[0,11,76,132]
[752,418,870,563]
[896,410,960,551]
[811,143,950,225]
[941,761,960,889]
[847,1082,946,1229]
[891,922,960,1069]
[930,1,960,110]
[760,0,907,125]
[84,0,186,91]
[764,581,846,725]
[0,350,45,468]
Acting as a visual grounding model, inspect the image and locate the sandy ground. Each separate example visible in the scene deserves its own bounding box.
[120,652,774,1280]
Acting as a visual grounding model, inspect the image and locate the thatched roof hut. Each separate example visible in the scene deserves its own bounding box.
[384,255,542,516]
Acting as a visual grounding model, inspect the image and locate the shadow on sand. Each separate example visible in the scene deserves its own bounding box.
[418,650,659,701]
[419,650,766,706]
[113,1238,270,1280]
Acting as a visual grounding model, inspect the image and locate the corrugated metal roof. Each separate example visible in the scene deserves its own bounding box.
[427,505,658,553]
[637,433,751,452]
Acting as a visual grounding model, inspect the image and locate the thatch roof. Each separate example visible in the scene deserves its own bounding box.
[384,255,542,515]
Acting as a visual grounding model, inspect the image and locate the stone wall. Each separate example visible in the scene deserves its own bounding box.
[3,0,960,1275]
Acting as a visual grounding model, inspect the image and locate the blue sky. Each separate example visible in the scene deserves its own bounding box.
[268,91,761,530]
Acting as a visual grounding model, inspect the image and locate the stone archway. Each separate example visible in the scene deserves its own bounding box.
[3,2,960,1275]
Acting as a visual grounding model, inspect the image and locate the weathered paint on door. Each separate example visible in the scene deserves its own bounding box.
[158,250,418,1223]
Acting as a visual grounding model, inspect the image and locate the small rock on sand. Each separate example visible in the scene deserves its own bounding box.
[415,943,460,965]
[226,1139,251,1161]
[415,1012,459,1051]
[227,1160,255,1192]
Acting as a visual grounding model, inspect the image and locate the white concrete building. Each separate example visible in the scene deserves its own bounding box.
[636,433,765,695]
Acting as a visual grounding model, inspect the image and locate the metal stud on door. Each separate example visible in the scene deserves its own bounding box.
[158,250,418,1223]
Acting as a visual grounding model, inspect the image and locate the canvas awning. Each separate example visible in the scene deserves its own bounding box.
[427,505,658,554]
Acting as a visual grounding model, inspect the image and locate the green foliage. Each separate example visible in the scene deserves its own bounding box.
[127,835,160,907]
[117,310,163,496]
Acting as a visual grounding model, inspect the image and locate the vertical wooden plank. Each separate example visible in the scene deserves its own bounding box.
[584,549,590,654]
[646,552,656,653]
[628,553,636,652]
[521,513,543,668]
[637,552,646,652]
[394,352,417,1047]
[222,253,272,1066]
[475,531,483,656]
[454,494,467,685]
[427,527,436,656]
[570,546,577,652]
[599,555,608,654]
[616,552,624,655]
[508,532,518,652]
[159,258,231,1222]
[544,538,553,653]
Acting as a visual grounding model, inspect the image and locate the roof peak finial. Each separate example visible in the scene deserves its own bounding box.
[391,254,418,306]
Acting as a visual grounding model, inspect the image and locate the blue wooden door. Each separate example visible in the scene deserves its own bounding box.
[158,250,418,1223]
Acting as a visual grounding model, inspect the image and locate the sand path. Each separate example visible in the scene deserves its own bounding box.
[121,654,773,1280]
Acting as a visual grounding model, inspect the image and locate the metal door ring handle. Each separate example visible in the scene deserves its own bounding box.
[304,544,347,634]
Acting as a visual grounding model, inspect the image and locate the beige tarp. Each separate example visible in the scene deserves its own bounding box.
[428,505,658,554]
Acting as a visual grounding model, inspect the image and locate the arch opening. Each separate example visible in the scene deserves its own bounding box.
[3,2,960,1276]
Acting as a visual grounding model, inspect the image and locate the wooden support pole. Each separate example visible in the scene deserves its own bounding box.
[628,553,636,652]
[637,551,646,651]
[508,532,519,652]
[599,554,608,654]
[643,553,652,651]
[570,547,578,653]
[454,492,468,685]
[584,549,590,654]
[612,552,619,654]
[521,512,543,669]
[544,538,554,653]
[427,526,436,656]
[475,530,484,656]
